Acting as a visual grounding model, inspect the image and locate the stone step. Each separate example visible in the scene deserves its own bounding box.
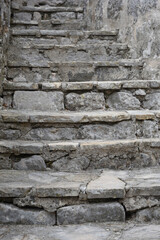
[4,80,160,91]
[7,59,143,82]
[12,6,84,13]
[9,38,129,60]
[12,0,85,9]
[11,29,118,38]
[11,19,86,30]
[0,139,160,171]
[0,223,160,239]
[0,168,159,225]
[1,110,159,142]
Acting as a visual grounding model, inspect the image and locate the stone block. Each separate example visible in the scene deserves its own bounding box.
[107,92,141,110]
[135,207,160,223]
[122,196,160,212]
[13,91,64,111]
[57,202,125,225]
[143,93,160,110]
[65,92,105,111]
[13,155,46,171]
[0,203,56,225]
[13,12,32,21]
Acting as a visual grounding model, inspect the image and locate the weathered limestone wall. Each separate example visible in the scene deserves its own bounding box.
[0,0,10,98]
[87,0,160,79]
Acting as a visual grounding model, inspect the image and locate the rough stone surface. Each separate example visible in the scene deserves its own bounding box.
[13,197,83,213]
[122,196,160,212]
[0,203,56,225]
[143,93,160,110]
[65,93,105,111]
[57,202,125,225]
[0,223,160,240]
[13,155,46,171]
[134,207,160,223]
[107,92,141,110]
[13,91,64,111]
[86,172,125,199]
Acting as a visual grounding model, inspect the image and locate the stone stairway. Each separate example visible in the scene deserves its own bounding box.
[0,0,160,239]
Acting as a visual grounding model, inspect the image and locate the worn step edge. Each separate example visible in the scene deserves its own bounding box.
[12,6,84,12]
[8,59,143,68]
[0,110,158,123]
[15,42,128,50]
[3,80,160,91]
[0,138,160,154]
[12,29,119,37]
[11,19,84,26]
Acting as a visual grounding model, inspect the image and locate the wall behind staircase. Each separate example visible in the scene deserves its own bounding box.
[87,0,160,79]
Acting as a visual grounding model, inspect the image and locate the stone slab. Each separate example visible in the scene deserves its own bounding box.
[57,202,125,225]
[86,172,125,199]
[0,170,98,198]
[0,223,160,240]
[0,110,131,123]
[13,91,64,111]
[0,167,159,200]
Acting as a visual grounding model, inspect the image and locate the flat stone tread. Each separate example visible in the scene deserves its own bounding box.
[1,138,160,153]
[8,59,142,68]
[14,41,128,49]
[0,109,158,123]
[0,223,160,240]
[0,167,159,199]
[4,80,160,91]
[12,6,84,12]
[12,29,118,36]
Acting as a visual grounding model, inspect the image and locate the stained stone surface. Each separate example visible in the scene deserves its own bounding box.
[0,223,160,240]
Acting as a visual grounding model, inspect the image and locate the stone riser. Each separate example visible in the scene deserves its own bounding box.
[0,118,160,141]
[0,139,160,171]
[7,64,142,84]
[3,88,160,111]
[9,38,130,61]
[11,20,86,31]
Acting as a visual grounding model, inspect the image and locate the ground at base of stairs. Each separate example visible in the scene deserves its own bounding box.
[0,223,160,240]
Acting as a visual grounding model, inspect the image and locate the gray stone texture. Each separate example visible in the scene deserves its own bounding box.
[107,0,123,19]
[135,207,160,223]
[0,203,56,225]
[122,196,160,211]
[13,91,64,111]
[57,202,125,225]
[143,93,160,110]
[13,155,46,171]
[65,92,105,111]
[107,92,141,110]
[0,224,160,240]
